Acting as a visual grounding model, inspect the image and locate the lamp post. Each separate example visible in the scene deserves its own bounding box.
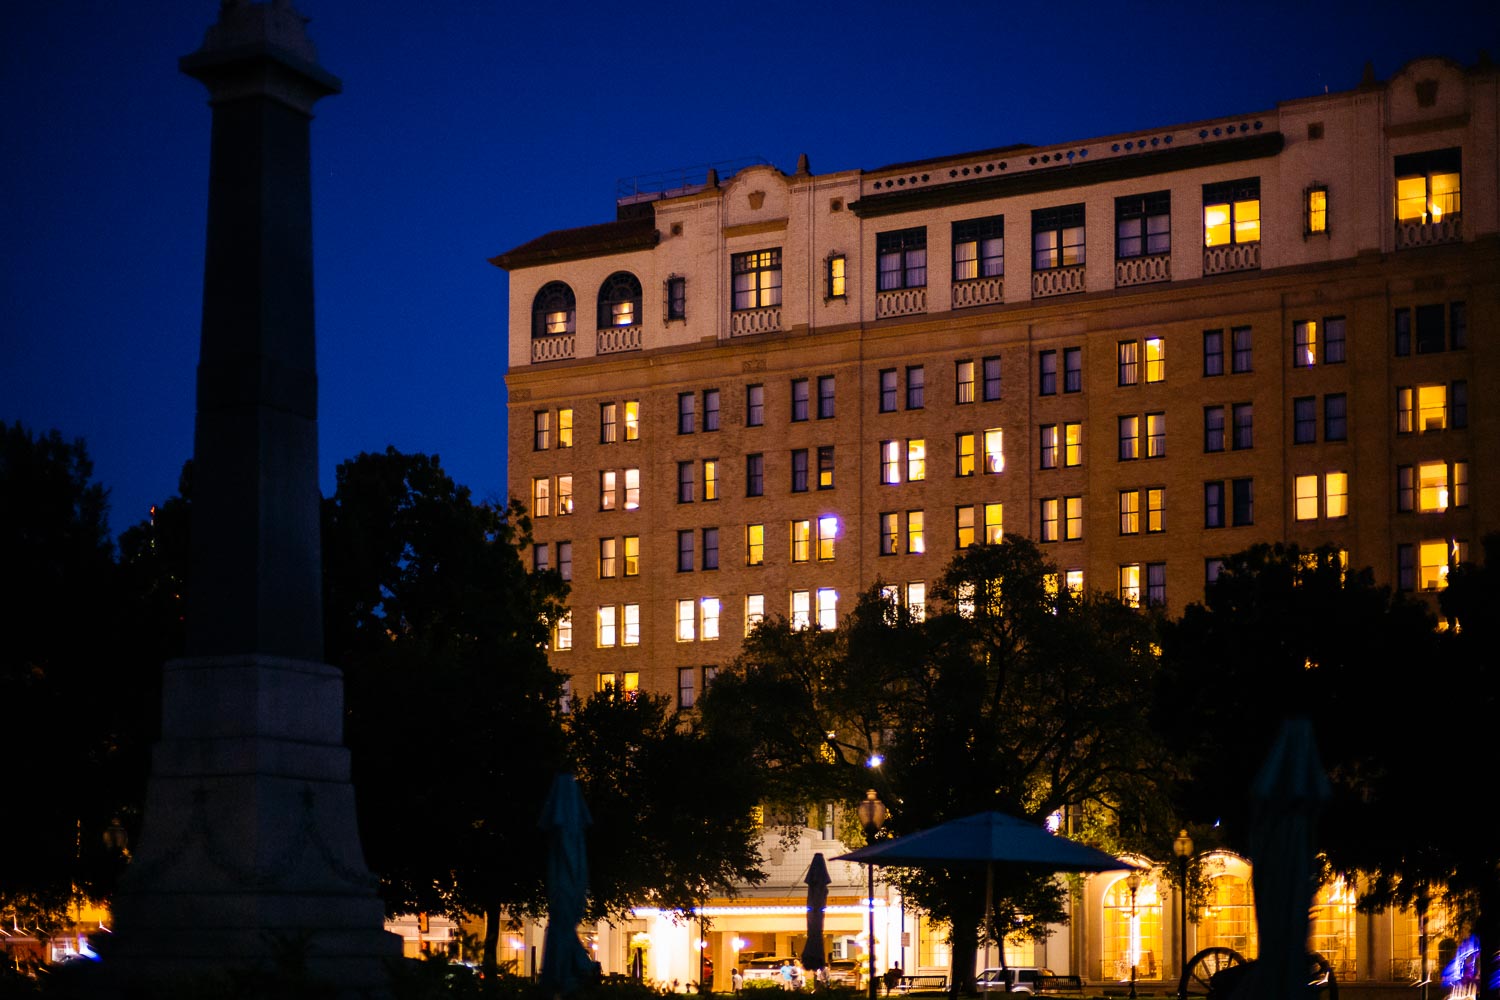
[1173,830,1194,1000]
[1126,872,1141,1000]
[857,789,887,1000]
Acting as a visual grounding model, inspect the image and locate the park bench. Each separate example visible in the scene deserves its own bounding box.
[1035,973,1085,994]
[896,973,948,993]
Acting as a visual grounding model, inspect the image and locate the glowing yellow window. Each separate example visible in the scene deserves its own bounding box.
[1430,172,1461,220]
[700,598,720,640]
[747,524,764,566]
[957,506,975,548]
[1417,385,1447,432]
[1119,564,1141,607]
[1419,540,1451,591]
[828,255,846,298]
[745,594,764,635]
[623,401,640,440]
[984,428,1005,473]
[984,502,1003,543]
[1203,202,1232,246]
[597,671,616,691]
[703,460,718,500]
[1418,462,1449,512]
[817,515,838,561]
[611,299,635,326]
[1325,472,1348,519]
[1396,176,1429,223]
[908,511,925,554]
[557,408,574,448]
[622,604,640,646]
[623,535,640,576]
[957,433,975,476]
[907,439,926,481]
[1064,423,1082,466]
[791,519,811,562]
[1064,569,1084,596]
[1307,187,1328,234]
[1295,475,1319,521]
[1234,198,1261,243]
[1144,337,1165,382]
[546,310,571,335]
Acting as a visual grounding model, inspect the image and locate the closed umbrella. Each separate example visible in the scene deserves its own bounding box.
[539,773,595,996]
[801,852,831,976]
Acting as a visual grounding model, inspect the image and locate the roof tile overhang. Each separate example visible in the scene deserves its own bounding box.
[850,132,1284,218]
[490,214,659,271]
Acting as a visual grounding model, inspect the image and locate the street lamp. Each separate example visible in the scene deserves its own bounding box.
[857,789,887,1000]
[1173,829,1194,1000]
[1126,872,1142,1000]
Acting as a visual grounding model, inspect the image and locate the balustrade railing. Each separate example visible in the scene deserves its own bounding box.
[876,287,927,319]
[596,324,642,354]
[1203,242,1260,275]
[730,306,782,336]
[951,276,1004,309]
[1115,254,1171,288]
[1032,265,1086,298]
[1396,215,1462,250]
[531,334,575,363]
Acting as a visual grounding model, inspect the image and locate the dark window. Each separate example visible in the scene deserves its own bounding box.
[1146,562,1167,607]
[982,356,1002,401]
[597,271,643,328]
[953,216,1005,279]
[1204,406,1225,452]
[1325,394,1348,441]
[558,541,572,581]
[1203,329,1224,376]
[1039,425,1058,469]
[1395,308,1412,356]
[746,454,764,497]
[1397,465,1414,512]
[818,446,835,489]
[1451,302,1467,349]
[1452,381,1468,428]
[818,375,836,419]
[1325,317,1346,363]
[879,369,898,412]
[1231,326,1253,373]
[879,512,898,556]
[1116,191,1171,258]
[1118,416,1139,461]
[677,461,693,503]
[877,227,928,290]
[1118,341,1139,386]
[791,379,810,422]
[600,403,617,443]
[534,411,551,450]
[1294,397,1316,444]
[746,384,764,426]
[1397,543,1415,592]
[1039,351,1057,396]
[532,281,576,339]
[1206,557,1224,589]
[666,276,686,320]
[703,528,719,571]
[704,389,720,431]
[1416,304,1445,353]
[955,360,974,404]
[1063,348,1082,393]
[731,248,782,310]
[1204,481,1225,528]
[1232,403,1253,450]
[677,393,694,434]
[1231,477,1254,526]
[677,530,693,572]
[906,366,925,409]
[1033,204,1085,269]
[790,449,808,493]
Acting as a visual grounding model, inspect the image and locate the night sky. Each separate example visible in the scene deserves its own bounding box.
[5,1,1496,539]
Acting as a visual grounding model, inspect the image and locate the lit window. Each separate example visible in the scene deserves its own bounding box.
[956,506,975,548]
[555,611,572,650]
[598,272,642,328]
[956,360,975,404]
[907,510,925,554]
[983,356,1002,401]
[1326,473,1348,519]
[1064,496,1083,541]
[907,439,926,481]
[1146,413,1165,458]
[881,440,901,484]
[703,459,718,501]
[1395,149,1461,224]
[1040,498,1059,543]
[1120,490,1140,535]
[534,411,551,450]
[1039,425,1058,470]
[827,254,846,299]
[791,590,812,630]
[906,582,926,622]
[962,504,994,548]
[746,384,764,426]
[1064,423,1082,466]
[701,598,720,641]
[957,432,976,476]
[624,401,640,440]
[597,606,617,647]
[1305,186,1328,235]
[622,604,640,647]
[1119,415,1139,461]
[1064,569,1084,597]
[953,216,1004,280]
[1294,321,1318,368]
[791,519,811,563]
[818,446,835,490]
[816,588,838,630]
[557,408,573,448]
[1119,564,1142,608]
[1116,191,1170,258]
[623,535,639,576]
[982,428,1004,474]
[1419,539,1455,591]
[1145,337,1165,382]
[877,227,928,290]
[533,281,576,338]
[1032,203,1085,269]
[817,515,838,561]
[747,524,764,566]
[732,248,783,310]
[554,475,571,515]
[1146,488,1164,533]
[677,599,696,641]
[879,512,899,556]
[1419,385,1448,432]
[1295,475,1319,521]
[1118,341,1139,386]
[746,594,765,634]
[600,537,617,578]
[532,477,551,517]
[597,672,616,693]
[623,468,640,510]
[1418,461,1449,512]
[1203,178,1261,246]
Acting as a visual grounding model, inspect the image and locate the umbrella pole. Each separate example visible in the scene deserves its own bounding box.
[985,862,994,976]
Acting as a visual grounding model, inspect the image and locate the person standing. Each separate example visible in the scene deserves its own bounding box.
[732,967,744,993]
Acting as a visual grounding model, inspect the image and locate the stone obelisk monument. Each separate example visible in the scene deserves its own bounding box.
[107,1,398,991]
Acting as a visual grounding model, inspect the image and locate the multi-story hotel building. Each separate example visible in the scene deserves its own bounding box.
[493,56,1496,988]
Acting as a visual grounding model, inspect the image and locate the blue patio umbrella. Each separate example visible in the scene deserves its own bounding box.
[539,773,595,996]
[801,852,832,974]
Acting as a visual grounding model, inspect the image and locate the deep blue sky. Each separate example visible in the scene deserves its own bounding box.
[5,1,1495,539]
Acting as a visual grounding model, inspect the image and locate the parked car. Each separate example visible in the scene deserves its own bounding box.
[975,967,1054,993]
[825,960,862,988]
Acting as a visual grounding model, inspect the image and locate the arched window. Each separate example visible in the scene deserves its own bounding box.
[532,282,575,339]
[1102,873,1163,982]
[598,272,643,328]
[1197,873,1256,958]
[1308,877,1358,979]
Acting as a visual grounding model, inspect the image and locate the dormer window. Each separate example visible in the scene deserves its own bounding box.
[532,282,575,338]
[598,272,643,328]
